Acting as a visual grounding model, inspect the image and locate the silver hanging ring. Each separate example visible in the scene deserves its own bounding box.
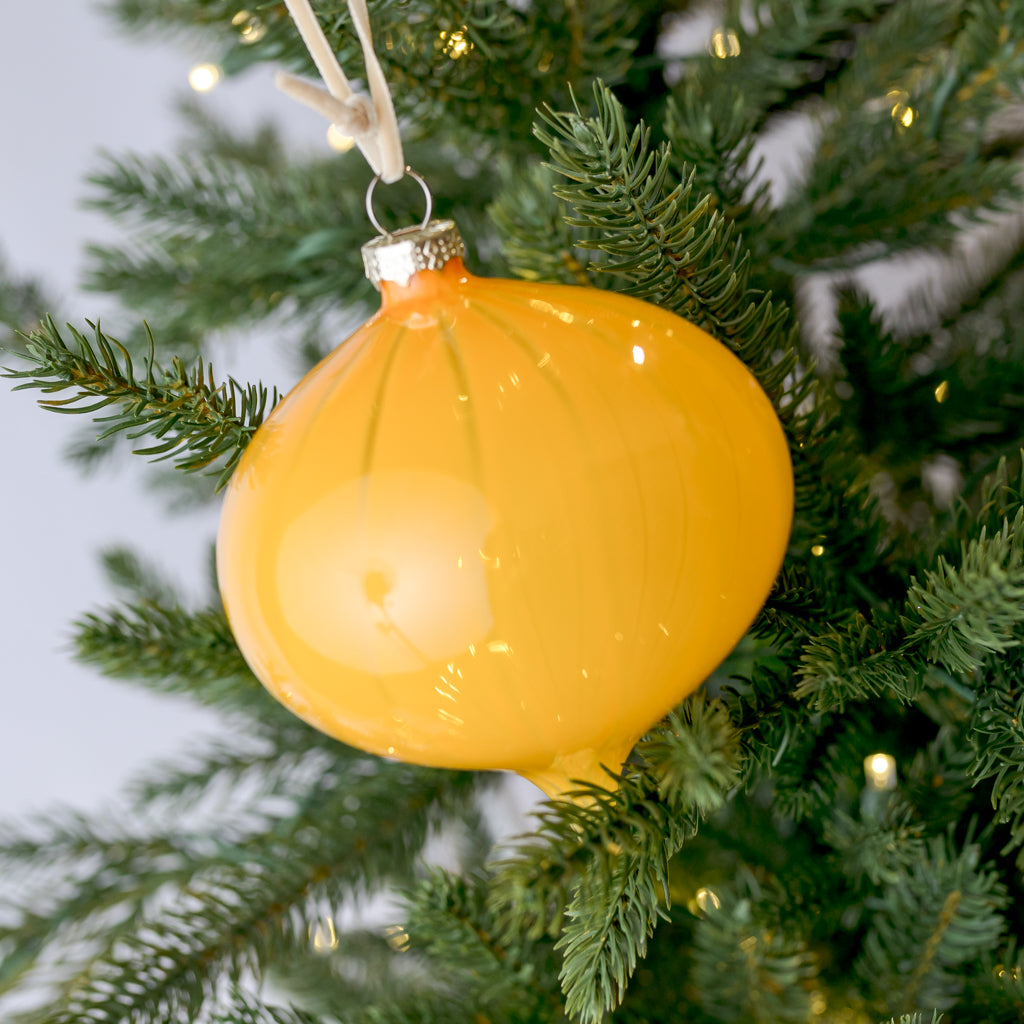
[365,166,433,236]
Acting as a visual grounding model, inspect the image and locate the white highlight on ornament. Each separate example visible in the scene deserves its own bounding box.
[277,0,404,181]
[188,64,221,92]
[632,345,646,365]
[865,752,897,790]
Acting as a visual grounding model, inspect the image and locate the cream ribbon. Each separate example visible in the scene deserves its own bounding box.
[276,0,405,182]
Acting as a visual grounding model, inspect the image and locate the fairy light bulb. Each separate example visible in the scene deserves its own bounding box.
[384,924,410,952]
[188,64,221,92]
[709,28,741,58]
[864,753,897,790]
[309,917,338,953]
[439,27,472,59]
[327,124,356,152]
[695,886,721,912]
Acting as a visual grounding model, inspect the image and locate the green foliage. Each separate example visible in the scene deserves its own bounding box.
[4,318,276,488]
[0,759,480,1024]
[9,0,1024,1022]
[824,798,928,887]
[676,0,896,127]
[105,0,654,144]
[491,696,741,1023]
[0,251,51,352]
[904,507,1024,674]
[857,833,1008,1012]
[535,81,803,410]
[796,615,922,711]
[82,145,494,344]
[690,888,817,1023]
[488,162,601,287]
[967,658,1024,853]
[210,995,319,1024]
[400,870,564,1023]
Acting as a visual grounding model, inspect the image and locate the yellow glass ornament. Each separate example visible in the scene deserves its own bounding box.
[216,220,793,799]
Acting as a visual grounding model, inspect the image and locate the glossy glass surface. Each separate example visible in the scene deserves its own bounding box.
[216,260,793,797]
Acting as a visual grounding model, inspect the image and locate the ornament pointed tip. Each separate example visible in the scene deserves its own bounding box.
[517,744,634,804]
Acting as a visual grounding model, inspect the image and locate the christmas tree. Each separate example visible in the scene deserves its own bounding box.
[4,0,1024,1020]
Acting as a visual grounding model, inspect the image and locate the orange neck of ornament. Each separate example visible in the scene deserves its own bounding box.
[379,256,470,307]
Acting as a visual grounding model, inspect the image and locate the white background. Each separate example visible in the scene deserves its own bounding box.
[0,3,328,818]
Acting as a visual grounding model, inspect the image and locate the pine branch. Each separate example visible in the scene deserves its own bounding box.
[70,546,322,731]
[24,765,477,1024]
[957,943,1024,1021]
[0,811,182,873]
[123,738,341,812]
[664,82,772,260]
[96,545,181,606]
[103,0,650,145]
[4,318,276,489]
[824,800,928,886]
[903,506,1024,675]
[796,615,924,711]
[0,250,52,353]
[857,833,1008,1012]
[690,889,817,1023]
[675,0,896,128]
[81,137,505,336]
[752,565,832,644]
[773,0,1024,266]
[535,81,804,409]
[214,986,494,1024]
[400,870,561,1023]
[73,600,273,715]
[967,668,1024,852]
[210,993,319,1024]
[488,161,604,287]
[660,1,900,275]
[490,695,741,1023]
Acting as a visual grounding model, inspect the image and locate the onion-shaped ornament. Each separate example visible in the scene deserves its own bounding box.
[216,217,793,798]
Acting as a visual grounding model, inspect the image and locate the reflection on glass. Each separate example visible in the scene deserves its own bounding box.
[276,471,494,675]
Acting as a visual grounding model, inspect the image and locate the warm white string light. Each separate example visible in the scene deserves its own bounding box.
[864,752,897,790]
[276,0,404,182]
[188,63,221,92]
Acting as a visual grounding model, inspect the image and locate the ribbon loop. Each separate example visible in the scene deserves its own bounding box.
[278,0,405,183]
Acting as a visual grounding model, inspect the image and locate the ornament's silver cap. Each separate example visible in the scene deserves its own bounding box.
[361,219,465,290]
